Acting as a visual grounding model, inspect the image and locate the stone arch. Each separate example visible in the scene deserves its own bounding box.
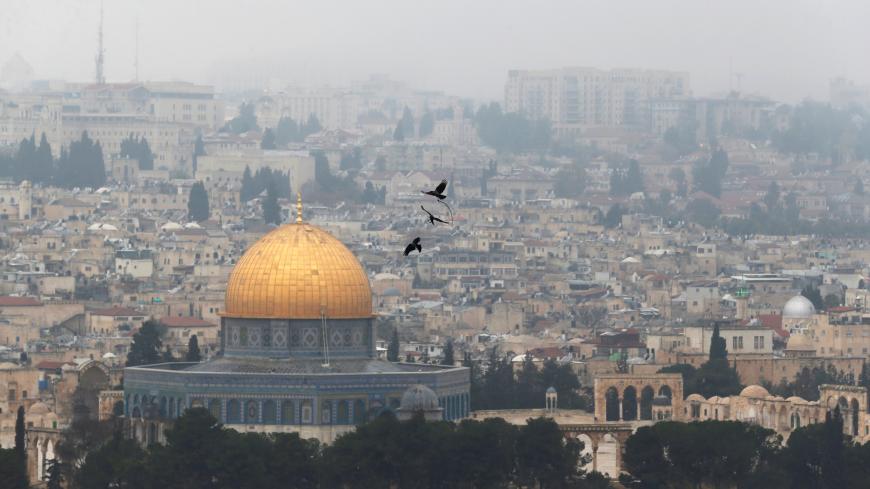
[300,400,313,424]
[658,385,672,400]
[851,398,860,436]
[168,397,175,418]
[576,434,596,471]
[43,438,55,480]
[640,386,654,420]
[622,386,638,421]
[132,406,141,418]
[605,387,620,421]
[791,410,801,429]
[159,396,167,417]
[262,400,277,424]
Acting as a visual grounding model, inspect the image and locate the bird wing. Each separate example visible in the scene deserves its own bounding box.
[434,216,448,224]
[403,245,412,256]
[420,205,432,216]
[435,179,447,193]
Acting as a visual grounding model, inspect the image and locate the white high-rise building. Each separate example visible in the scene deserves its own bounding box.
[504,67,690,132]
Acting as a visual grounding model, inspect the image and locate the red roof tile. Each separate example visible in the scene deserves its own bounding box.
[0,296,42,307]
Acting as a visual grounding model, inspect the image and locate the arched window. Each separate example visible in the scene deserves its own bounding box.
[262,400,277,424]
[337,401,350,424]
[321,403,332,425]
[245,401,258,423]
[353,400,367,425]
[300,400,313,424]
[282,401,295,424]
[226,400,241,423]
[208,399,221,421]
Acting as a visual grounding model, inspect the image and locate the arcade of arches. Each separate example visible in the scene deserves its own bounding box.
[594,374,684,422]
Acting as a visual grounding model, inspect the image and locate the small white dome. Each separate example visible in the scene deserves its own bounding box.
[399,384,440,412]
[161,222,183,231]
[783,295,815,319]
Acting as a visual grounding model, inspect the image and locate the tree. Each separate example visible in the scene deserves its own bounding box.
[687,198,721,227]
[339,147,362,171]
[56,132,105,189]
[625,421,782,489]
[261,128,277,150]
[75,433,145,489]
[34,133,53,184]
[709,323,727,361]
[186,334,202,362]
[824,293,843,309]
[187,181,210,222]
[441,339,455,366]
[120,133,154,171]
[692,148,729,197]
[802,285,825,311]
[240,166,255,202]
[419,110,434,137]
[387,328,400,362]
[224,102,258,134]
[275,117,300,145]
[303,114,322,136]
[14,406,24,459]
[603,204,625,229]
[263,181,281,225]
[693,323,743,397]
[474,102,551,153]
[0,448,28,489]
[516,417,580,489]
[126,320,164,367]
[400,107,415,139]
[553,166,587,199]
[44,459,64,489]
[393,123,405,142]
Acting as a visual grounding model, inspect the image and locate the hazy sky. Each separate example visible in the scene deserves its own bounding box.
[1,0,868,102]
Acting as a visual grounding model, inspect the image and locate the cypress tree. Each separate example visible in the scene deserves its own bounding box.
[387,328,400,362]
[240,166,255,202]
[34,133,53,184]
[186,335,202,362]
[441,339,455,366]
[187,181,210,222]
[261,128,277,149]
[263,181,281,225]
[14,405,25,459]
[709,323,727,361]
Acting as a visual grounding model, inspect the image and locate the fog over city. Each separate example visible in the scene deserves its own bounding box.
[2,0,870,100]
[6,1,870,488]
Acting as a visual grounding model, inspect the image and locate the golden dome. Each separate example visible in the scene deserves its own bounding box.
[224,223,372,319]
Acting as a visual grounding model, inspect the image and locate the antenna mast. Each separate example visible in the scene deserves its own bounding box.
[134,17,139,82]
[95,2,106,85]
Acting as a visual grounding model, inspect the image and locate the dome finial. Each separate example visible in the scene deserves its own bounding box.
[296,192,303,223]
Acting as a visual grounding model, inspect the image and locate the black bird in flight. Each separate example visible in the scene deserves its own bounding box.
[403,237,422,256]
[422,179,448,200]
[421,205,449,225]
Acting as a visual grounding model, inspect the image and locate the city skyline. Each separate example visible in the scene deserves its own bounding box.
[1,0,870,102]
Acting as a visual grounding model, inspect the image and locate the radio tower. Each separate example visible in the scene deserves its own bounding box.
[95,2,106,85]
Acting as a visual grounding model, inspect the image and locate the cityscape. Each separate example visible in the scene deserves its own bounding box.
[2,1,870,488]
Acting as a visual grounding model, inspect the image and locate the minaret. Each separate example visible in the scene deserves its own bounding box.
[95,2,106,85]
